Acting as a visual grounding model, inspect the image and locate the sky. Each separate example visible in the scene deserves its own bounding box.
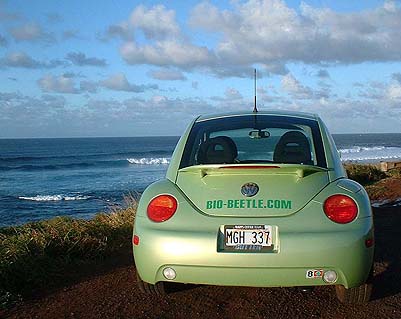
[1,0,401,138]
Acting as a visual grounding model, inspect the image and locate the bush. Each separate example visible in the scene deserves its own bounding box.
[344,164,387,186]
[387,167,401,178]
[0,197,136,309]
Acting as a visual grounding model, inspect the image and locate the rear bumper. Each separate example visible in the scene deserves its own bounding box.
[134,217,374,289]
[153,266,354,288]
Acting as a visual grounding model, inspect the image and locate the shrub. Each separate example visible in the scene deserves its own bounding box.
[0,197,136,309]
[344,164,387,185]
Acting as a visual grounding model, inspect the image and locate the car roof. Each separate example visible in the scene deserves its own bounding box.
[196,110,319,122]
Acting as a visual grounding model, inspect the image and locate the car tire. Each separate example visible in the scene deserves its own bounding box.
[136,273,166,296]
[335,283,372,304]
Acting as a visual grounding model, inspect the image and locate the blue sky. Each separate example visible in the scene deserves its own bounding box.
[1,0,401,138]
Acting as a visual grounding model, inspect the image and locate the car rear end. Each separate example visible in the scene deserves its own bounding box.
[133,112,374,300]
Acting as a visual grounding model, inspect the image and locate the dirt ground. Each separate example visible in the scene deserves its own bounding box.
[3,205,401,319]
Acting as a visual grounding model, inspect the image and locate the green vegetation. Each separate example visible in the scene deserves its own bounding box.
[344,164,387,186]
[387,167,401,178]
[0,197,136,309]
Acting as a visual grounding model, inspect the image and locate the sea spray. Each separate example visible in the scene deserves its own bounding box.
[19,195,91,202]
[127,158,170,165]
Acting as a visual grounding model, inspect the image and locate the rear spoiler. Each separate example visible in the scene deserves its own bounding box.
[178,164,330,179]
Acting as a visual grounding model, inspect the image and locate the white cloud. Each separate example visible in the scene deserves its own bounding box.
[0,51,65,69]
[387,84,401,99]
[102,73,134,91]
[101,73,158,92]
[148,68,186,81]
[66,52,107,67]
[120,40,214,69]
[37,73,159,95]
[189,2,238,33]
[37,75,79,94]
[129,4,180,40]
[225,88,243,100]
[281,73,314,99]
[9,22,54,43]
[116,1,401,78]
[150,95,168,104]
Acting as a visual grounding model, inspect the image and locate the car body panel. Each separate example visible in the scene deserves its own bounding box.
[133,111,374,291]
[176,164,330,217]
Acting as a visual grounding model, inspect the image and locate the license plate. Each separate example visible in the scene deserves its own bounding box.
[224,225,272,250]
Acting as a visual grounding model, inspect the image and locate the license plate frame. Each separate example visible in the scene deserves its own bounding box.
[223,225,273,252]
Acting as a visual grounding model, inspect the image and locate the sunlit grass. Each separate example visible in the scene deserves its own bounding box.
[0,195,137,309]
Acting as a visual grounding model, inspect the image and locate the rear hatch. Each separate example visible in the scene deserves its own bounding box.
[175,164,329,217]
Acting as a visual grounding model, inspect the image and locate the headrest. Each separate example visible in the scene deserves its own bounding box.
[197,136,238,164]
[273,131,312,164]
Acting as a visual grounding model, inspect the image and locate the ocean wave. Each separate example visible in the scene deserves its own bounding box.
[339,146,401,162]
[0,150,172,163]
[19,195,91,202]
[127,157,170,165]
[371,198,401,207]
[0,162,95,171]
[339,146,386,154]
[0,159,132,171]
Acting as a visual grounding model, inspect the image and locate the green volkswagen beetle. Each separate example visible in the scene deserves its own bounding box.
[133,111,374,303]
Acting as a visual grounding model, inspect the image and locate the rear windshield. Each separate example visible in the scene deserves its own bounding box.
[180,115,326,169]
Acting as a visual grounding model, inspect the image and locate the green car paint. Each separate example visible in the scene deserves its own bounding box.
[133,111,374,296]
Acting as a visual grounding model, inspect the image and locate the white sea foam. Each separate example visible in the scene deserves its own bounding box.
[371,198,401,207]
[339,146,401,162]
[127,157,170,165]
[371,199,392,207]
[19,195,90,202]
[339,146,386,154]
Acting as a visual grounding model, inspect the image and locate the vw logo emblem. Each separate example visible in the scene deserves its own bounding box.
[241,182,259,197]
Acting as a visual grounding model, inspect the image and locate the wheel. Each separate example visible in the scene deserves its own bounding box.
[136,273,166,296]
[336,267,374,304]
[335,283,372,304]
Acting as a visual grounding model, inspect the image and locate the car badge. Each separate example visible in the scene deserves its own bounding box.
[241,182,259,197]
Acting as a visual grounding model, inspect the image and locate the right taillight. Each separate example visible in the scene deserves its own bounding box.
[147,194,178,222]
[323,194,358,224]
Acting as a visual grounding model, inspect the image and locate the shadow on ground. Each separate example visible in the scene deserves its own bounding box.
[371,206,401,300]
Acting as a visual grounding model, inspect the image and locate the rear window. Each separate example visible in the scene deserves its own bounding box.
[180,115,326,169]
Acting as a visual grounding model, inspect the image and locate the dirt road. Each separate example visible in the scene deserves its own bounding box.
[4,206,401,319]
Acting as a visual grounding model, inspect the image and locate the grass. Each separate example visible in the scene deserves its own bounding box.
[0,196,137,309]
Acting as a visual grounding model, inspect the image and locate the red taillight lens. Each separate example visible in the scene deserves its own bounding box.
[147,195,178,222]
[323,195,358,224]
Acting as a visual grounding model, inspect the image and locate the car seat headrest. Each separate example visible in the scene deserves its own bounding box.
[273,131,312,165]
[197,136,238,164]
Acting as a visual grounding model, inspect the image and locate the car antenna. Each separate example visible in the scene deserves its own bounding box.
[253,68,258,113]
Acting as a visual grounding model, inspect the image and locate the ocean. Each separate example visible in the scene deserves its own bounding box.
[1,134,401,227]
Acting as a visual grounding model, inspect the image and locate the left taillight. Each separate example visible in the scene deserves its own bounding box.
[147,194,178,222]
